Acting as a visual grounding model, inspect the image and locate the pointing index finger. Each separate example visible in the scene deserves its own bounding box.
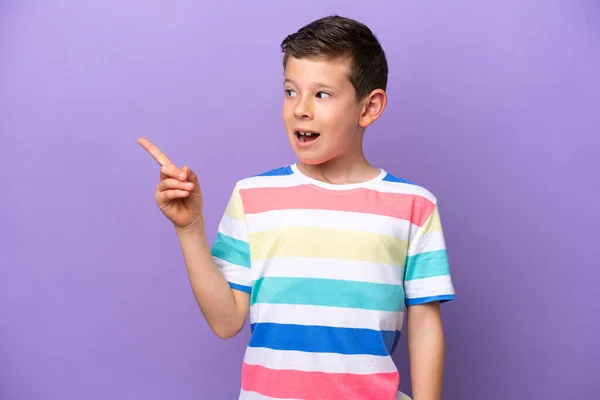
[138,137,173,166]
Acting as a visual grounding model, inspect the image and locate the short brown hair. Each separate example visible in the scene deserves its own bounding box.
[280,15,388,100]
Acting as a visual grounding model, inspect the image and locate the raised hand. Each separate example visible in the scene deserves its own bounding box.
[138,137,203,230]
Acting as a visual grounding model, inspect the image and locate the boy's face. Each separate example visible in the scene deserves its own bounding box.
[282,56,369,166]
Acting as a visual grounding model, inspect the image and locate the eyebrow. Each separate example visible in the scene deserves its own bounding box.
[284,78,339,92]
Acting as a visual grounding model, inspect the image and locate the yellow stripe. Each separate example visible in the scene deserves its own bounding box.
[250,226,408,266]
[422,205,442,234]
[224,188,245,221]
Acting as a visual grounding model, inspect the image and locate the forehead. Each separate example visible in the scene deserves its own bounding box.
[284,56,352,88]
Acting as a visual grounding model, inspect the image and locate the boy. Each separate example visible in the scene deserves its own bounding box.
[139,15,454,400]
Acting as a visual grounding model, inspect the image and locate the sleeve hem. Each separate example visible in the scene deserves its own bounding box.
[405,294,455,306]
[228,281,251,294]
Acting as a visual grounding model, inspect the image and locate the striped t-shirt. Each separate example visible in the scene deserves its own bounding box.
[211,163,455,400]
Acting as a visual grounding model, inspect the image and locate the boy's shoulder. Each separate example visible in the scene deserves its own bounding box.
[233,165,296,190]
[378,170,439,205]
[231,164,439,205]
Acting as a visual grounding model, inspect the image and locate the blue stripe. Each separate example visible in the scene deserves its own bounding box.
[249,322,399,356]
[406,294,455,306]
[254,165,293,177]
[211,232,250,268]
[405,250,450,280]
[390,330,402,354]
[382,173,417,185]
[228,281,251,293]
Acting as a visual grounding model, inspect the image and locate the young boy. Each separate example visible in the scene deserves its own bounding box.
[139,15,454,400]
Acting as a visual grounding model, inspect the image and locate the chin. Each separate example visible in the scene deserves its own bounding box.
[293,150,331,166]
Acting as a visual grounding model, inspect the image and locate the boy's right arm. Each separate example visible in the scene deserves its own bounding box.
[175,224,250,339]
[138,137,249,339]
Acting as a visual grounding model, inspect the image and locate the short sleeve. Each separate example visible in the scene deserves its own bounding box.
[404,203,455,306]
[211,185,252,293]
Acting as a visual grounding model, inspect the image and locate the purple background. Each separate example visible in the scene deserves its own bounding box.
[1,1,599,399]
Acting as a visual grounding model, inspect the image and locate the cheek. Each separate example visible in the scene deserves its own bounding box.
[328,110,356,133]
[282,101,295,118]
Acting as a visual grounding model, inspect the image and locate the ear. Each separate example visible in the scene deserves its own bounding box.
[358,89,387,128]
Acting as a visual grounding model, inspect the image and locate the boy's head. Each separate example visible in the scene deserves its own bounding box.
[281,15,388,101]
[280,15,388,167]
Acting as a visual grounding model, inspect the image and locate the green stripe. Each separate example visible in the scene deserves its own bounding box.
[405,250,449,280]
[250,277,404,312]
[211,232,250,268]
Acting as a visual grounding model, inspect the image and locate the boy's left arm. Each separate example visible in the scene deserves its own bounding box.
[406,301,445,400]
[403,200,455,400]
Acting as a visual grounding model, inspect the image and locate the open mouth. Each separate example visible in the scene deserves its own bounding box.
[296,131,321,143]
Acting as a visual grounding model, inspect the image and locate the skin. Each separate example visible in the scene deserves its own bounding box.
[407,301,445,400]
[137,137,249,340]
[282,56,384,183]
[138,55,445,399]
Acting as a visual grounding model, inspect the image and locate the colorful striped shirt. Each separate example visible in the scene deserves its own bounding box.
[211,163,455,400]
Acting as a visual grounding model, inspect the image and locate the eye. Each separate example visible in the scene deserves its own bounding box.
[316,92,331,99]
[285,89,297,97]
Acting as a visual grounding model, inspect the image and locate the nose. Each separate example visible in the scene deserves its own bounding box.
[294,96,313,120]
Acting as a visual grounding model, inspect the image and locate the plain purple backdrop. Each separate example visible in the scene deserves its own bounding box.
[1,1,599,399]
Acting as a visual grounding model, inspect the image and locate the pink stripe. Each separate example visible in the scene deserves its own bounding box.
[241,363,400,400]
[240,185,435,227]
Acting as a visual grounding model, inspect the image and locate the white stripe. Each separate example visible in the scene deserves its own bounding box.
[245,208,411,238]
[240,389,302,400]
[408,222,421,243]
[252,256,404,285]
[249,303,404,331]
[214,257,251,287]
[407,230,446,256]
[404,275,455,299]
[243,347,399,374]
[219,215,248,242]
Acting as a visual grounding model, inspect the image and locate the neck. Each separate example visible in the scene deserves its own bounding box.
[297,151,380,185]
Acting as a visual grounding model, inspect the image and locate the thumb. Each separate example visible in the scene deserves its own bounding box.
[182,165,200,188]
